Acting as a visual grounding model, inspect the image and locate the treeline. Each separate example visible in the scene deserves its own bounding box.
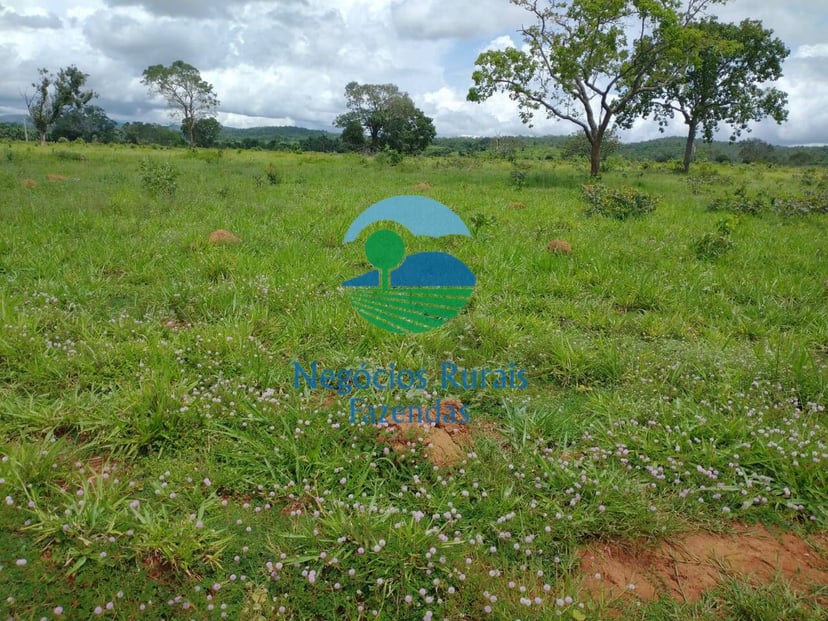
[0,111,347,152]
[427,135,828,167]
[2,116,825,166]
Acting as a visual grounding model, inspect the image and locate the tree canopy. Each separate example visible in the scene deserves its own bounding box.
[181,117,222,148]
[620,17,789,172]
[24,66,95,146]
[334,82,436,155]
[50,105,118,143]
[121,122,185,147]
[468,0,723,176]
[141,60,219,150]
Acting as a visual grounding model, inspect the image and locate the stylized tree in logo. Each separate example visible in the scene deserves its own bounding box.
[364,229,405,291]
[342,196,476,334]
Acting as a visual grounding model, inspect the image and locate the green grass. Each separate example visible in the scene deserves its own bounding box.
[0,142,826,619]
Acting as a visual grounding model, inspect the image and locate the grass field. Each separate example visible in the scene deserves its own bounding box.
[1,142,826,619]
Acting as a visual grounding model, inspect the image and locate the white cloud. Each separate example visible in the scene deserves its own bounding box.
[0,0,826,143]
[795,43,828,58]
[391,0,524,40]
[0,4,62,29]
[482,35,516,53]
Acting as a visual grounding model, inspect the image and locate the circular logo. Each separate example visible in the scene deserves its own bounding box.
[342,195,476,334]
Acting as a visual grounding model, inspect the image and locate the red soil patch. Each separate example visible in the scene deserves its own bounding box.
[143,551,177,583]
[23,178,37,188]
[47,173,68,182]
[578,524,828,604]
[547,239,573,254]
[208,229,241,244]
[380,398,472,467]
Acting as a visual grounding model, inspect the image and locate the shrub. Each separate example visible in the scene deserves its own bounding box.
[582,183,657,220]
[374,148,403,166]
[264,163,281,185]
[771,191,828,217]
[509,161,530,188]
[469,213,497,237]
[693,217,736,260]
[685,163,730,195]
[707,185,766,215]
[139,158,179,198]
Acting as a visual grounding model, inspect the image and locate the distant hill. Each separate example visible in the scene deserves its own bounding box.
[0,114,30,124]
[218,125,338,142]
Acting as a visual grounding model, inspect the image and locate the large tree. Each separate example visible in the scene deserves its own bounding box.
[468,0,720,176]
[334,82,436,154]
[50,105,118,143]
[141,60,219,150]
[621,18,788,172]
[23,66,95,146]
[121,122,185,147]
[181,117,222,148]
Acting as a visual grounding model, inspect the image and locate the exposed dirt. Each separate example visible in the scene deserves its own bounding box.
[380,398,473,467]
[47,173,67,181]
[413,182,432,191]
[23,178,37,188]
[578,523,828,604]
[508,201,526,209]
[208,229,241,244]
[143,551,178,583]
[547,239,573,254]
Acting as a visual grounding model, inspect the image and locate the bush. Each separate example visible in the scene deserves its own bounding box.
[264,163,281,185]
[707,186,766,215]
[509,160,530,188]
[582,184,657,220]
[139,158,179,198]
[374,148,403,166]
[693,217,736,260]
[771,192,828,217]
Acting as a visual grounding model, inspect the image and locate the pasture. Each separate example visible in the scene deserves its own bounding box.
[0,142,826,619]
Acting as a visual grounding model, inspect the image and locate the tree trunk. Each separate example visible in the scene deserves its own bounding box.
[589,136,601,177]
[188,120,196,151]
[683,120,698,173]
[38,131,47,146]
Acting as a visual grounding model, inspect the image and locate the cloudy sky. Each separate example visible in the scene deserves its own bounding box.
[0,0,826,144]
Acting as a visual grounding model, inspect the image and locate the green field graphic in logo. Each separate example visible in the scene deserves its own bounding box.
[342,196,476,334]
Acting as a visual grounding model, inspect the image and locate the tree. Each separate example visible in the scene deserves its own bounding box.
[562,130,620,161]
[340,120,366,151]
[622,18,788,172]
[23,66,95,146]
[738,138,774,164]
[182,117,221,148]
[467,0,719,176]
[334,82,436,155]
[121,122,185,147]
[0,122,26,141]
[50,105,118,143]
[141,60,219,150]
